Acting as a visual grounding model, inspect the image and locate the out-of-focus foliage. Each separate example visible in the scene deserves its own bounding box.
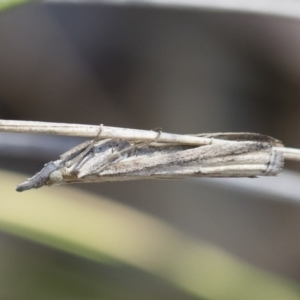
[1,169,300,300]
[0,0,34,12]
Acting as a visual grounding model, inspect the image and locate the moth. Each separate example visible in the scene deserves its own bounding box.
[16,133,284,192]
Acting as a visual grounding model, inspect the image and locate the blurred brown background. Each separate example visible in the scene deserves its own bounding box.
[1,1,300,299]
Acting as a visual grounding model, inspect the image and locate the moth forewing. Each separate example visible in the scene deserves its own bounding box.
[63,141,284,183]
[16,132,285,191]
[75,139,133,176]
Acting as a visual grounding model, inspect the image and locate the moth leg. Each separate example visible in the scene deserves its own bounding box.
[97,127,163,173]
[152,127,162,142]
[66,124,104,168]
[112,127,162,158]
[82,123,104,154]
[96,142,135,173]
[134,127,162,148]
[131,127,162,156]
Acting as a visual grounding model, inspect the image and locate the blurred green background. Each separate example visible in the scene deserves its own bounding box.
[2,1,300,299]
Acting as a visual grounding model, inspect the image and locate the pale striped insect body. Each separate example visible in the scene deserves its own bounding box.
[16,133,284,192]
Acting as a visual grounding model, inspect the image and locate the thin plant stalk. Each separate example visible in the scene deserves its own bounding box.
[1,119,300,161]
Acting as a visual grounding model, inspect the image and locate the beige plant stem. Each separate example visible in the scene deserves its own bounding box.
[0,119,300,161]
